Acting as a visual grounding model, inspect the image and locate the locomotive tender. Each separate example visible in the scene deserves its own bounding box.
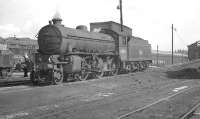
[30,15,152,84]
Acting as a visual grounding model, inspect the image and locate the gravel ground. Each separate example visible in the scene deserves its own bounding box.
[0,66,200,119]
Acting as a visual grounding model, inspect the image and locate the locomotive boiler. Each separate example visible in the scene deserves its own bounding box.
[38,22,115,55]
[30,15,152,84]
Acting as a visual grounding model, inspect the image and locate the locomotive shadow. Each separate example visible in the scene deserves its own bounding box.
[0,80,32,87]
[30,74,96,87]
[166,68,200,79]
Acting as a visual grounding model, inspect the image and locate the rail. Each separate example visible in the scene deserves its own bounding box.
[180,102,200,119]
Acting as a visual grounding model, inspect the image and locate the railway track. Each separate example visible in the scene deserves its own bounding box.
[180,103,200,119]
[117,85,200,119]
[0,80,31,87]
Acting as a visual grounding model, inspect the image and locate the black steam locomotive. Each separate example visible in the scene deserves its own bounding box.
[30,16,152,84]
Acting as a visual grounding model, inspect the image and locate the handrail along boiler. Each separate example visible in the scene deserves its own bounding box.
[30,16,152,84]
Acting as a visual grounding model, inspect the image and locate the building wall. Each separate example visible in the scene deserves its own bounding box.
[188,41,200,60]
[1,37,38,64]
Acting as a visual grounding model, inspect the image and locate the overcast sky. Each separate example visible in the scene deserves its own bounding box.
[0,0,199,51]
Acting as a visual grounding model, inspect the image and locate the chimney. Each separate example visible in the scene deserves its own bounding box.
[52,11,62,25]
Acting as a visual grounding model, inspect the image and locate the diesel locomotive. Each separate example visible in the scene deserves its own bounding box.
[30,15,152,84]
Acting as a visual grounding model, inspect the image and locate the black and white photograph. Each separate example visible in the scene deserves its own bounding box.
[0,0,200,118]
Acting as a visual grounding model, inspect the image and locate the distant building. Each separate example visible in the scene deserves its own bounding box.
[5,37,38,56]
[0,37,38,62]
[151,50,188,66]
[188,40,200,60]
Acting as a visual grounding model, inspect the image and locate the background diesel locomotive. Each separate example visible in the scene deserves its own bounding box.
[30,15,152,84]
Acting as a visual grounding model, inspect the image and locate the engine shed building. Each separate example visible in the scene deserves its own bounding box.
[188,40,200,60]
[0,37,38,63]
[5,37,38,56]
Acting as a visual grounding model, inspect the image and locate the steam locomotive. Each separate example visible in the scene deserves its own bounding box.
[30,16,152,84]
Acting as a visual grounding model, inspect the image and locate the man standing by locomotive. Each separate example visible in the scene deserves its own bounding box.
[22,58,27,77]
[22,55,31,77]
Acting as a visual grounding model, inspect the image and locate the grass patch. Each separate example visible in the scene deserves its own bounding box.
[166,68,200,79]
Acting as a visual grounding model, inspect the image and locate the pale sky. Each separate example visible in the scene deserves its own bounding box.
[0,0,200,51]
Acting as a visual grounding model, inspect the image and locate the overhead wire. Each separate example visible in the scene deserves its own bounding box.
[173,28,187,50]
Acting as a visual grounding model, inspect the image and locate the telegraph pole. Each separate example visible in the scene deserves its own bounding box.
[119,0,123,32]
[172,24,174,64]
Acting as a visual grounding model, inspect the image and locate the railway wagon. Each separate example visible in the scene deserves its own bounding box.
[30,15,152,84]
[0,50,14,78]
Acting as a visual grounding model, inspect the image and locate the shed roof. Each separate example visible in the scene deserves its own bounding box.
[188,40,200,47]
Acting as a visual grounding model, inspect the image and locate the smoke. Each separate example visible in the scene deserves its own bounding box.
[53,11,61,19]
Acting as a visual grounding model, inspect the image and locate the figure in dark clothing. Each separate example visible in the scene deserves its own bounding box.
[22,57,30,77]
[16,62,22,71]
[22,62,28,77]
[23,66,28,77]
